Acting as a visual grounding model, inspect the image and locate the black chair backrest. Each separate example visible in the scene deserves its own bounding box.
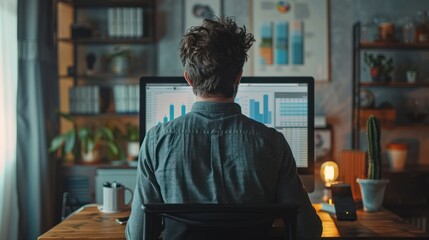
[142,203,299,240]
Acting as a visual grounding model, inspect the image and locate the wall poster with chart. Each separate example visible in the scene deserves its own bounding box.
[251,0,330,81]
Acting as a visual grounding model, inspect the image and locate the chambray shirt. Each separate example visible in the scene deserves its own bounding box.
[126,101,322,239]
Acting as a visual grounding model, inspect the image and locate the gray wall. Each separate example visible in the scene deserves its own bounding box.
[156,0,429,165]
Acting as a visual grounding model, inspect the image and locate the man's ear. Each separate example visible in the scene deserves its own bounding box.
[184,71,193,87]
[234,69,243,85]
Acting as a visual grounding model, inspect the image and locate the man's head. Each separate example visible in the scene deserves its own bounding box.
[180,17,255,98]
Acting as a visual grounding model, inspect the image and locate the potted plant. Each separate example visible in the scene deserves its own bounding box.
[364,53,394,82]
[49,114,120,164]
[357,115,389,212]
[106,46,132,75]
[406,64,418,83]
[125,123,140,164]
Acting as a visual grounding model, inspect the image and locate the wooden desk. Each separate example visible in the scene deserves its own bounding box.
[39,204,428,239]
[312,204,428,239]
[38,204,129,240]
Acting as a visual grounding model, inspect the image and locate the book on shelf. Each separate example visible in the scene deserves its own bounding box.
[113,85,139,113]
[69,86,111,114]
[107,7,144,38]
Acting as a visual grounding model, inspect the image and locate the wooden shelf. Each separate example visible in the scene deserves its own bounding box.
[359,42,429,50]
[360,82,429,87]
[58,37,154,44]
[70,113,139,117]
[58,0,153,8]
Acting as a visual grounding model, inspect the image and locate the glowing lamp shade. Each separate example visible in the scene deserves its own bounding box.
[320,161,339,187]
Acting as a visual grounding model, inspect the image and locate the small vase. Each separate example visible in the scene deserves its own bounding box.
[357,178,389,212]
[406,71,417,83]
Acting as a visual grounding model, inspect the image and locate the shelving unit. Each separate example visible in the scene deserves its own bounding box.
[53,1,156,213]
[54,0,156,162]
[352,22,429,149]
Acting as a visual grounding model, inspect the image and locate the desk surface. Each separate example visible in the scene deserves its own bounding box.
[38,204,427,239]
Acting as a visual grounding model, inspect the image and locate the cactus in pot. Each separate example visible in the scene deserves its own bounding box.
[367,115,382,179]
[357,114,389,212]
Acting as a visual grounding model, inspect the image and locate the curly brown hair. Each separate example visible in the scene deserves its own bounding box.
[180,17,255,98]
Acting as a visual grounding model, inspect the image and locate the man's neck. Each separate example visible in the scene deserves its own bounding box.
[196,96,235,103]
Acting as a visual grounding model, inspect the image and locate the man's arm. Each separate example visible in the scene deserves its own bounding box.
[276,135,322,239]
[126,132,163,239]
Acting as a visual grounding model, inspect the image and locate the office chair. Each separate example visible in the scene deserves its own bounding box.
[142,203,299,240]
[61,192,82,221]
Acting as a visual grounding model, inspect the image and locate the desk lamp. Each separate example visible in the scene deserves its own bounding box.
[320,161,339,204]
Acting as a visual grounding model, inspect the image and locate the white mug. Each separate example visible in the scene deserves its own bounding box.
[102,185,133,213]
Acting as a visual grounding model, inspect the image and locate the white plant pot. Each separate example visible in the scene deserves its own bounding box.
[356,178,389,212]
[406,71,417,83]
[81,150,101,164]
[127,141,140,161]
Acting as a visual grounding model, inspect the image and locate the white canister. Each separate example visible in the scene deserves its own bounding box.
[102,183,133,213]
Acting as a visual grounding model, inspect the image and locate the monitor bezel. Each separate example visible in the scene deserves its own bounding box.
[140,76,314,183]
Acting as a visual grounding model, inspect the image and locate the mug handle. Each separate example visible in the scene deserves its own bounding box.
[124,187,134,208]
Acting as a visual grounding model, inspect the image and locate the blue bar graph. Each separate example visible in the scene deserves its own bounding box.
[169,104,174,120]
[249,94,272,124]
[181,104,186,116]
[159,103,188,124]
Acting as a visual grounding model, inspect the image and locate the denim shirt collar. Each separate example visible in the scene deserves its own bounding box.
[191,101,242,115]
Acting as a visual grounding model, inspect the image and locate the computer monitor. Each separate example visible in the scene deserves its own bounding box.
[139,76,315,192]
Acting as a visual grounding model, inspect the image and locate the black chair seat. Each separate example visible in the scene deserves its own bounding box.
[142,203,299,240]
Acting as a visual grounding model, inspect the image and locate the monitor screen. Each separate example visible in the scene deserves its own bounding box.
[140,76,314,192]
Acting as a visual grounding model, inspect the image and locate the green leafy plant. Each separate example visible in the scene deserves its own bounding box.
[366,115,382,179]
[48,113,120,162]
[125,123,139,142]
[364,53,394,81]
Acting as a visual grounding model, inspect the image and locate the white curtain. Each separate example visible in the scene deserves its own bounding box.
[0,0,19,239]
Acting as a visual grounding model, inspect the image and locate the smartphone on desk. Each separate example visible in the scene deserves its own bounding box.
[331,183,357,221]
[115,216,129,225]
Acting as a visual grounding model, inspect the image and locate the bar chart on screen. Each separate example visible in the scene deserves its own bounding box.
[235,92,274,127]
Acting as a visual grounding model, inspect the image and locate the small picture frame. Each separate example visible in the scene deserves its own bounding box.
[315,126,332,161]
[183,0,222,32]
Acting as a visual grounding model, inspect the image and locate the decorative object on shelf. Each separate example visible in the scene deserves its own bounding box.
[315,127,332,162]
[125,123,140,163]
[320,161,339,203]
[359,89,375,108]
[106,46,131,75]
[406,65,418,83]
[386,142,408,171]
[364,53,394,82]
[416,10,429,43]
[402,16,416,44]
[360,20,378,43]
[357,115,389,212]
[406,97,428,122]
[184,0,221,32]
[85,53,97,76]
[48,113,120,164]
[71,23,93,39]
[378,22,396,42]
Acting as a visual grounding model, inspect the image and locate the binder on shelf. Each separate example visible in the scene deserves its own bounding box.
[130,8,137,38]
[69,86,111,114]
[136,8,143,37]
[116,8,123,37]
[107,8,115,37]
